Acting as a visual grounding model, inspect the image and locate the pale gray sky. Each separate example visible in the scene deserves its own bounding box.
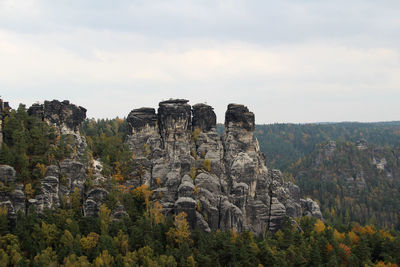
[1,0,399,123]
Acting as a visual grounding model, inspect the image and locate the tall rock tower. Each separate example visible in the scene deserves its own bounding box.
[125,99,322,235]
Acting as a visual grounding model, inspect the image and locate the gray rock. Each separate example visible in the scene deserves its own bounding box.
[0,165,16,184]
[0,181,26,219]
[195,173,220,194]
[45,165,60,177]
[113,204,129,220]
[35,176,60,211]
[301,198,323,220]
[83,188,109,217]
[224,104,255,132]
[192,104,216,132]
[195,211,211,232]
[158,99,192,158]
[28,100,86,133]
[127,107,158,133]
[10,188,25,214]
[59,159,87,194]
[175,197,197,228]
[178,181,195,198]
[268,198,286,232]
[124,99,323,234]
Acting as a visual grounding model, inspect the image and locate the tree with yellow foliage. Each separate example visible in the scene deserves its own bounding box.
[132,184,152,214]
[0,234,23,266]
[63,254,91,267]
[149,201,165,225]
[80,232,100,252]
[314,219,326,234]
[333,229,345,242]
[166,212,193,247]
[347,231,360,244]
[32,221,58,247]
[35,163,47,178]
[94,250,114,267]
[113,230,129,256]
[60,230,74,250]
[112,161,124,182]
[24,183,35,200]
[33,247,58,267]
[99,204,112,236]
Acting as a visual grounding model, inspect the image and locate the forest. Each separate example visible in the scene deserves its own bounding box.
[288,141,400,230]
[0,105,400,266]
[254,122,400,170]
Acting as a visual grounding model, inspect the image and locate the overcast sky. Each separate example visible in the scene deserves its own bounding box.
[1,0,399,123]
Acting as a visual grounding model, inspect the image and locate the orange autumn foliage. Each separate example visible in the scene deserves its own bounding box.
[314,219,326,233]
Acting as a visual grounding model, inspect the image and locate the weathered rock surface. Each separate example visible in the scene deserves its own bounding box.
[35,176,60,211]
[301,198,323,220]
[28,100,86,134]
[125,99,322,234]
[0,166,25,218]
[28,100,88,159]
[192,104,216,132]
[0,165,17,185]
[26,100,109,215]
[83,188,109,217]
[158,99,192,158]
[26,101,91,214]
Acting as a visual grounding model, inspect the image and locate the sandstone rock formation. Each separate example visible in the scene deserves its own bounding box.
[29,100,88,158]
[0,98,322,235]
[26,100,109,213]
[125,99,322,234]
[28,100,86,134]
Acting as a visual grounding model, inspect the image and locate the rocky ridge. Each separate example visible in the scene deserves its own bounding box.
[0,99,322,234]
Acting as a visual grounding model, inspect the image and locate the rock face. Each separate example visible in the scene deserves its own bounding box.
[26,100,109,214]
[158,99,192,158]
[125,99,322,234]
[0,165,25,219]
[192,104,216,132]
[28,100,86,134]
[301,198,323,220]
[29,100,88,159]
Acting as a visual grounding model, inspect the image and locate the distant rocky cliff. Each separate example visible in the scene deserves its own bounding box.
[0,99,322,234]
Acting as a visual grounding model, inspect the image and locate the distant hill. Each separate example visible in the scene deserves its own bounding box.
[288,140,400,229]
[252,122,400,170]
